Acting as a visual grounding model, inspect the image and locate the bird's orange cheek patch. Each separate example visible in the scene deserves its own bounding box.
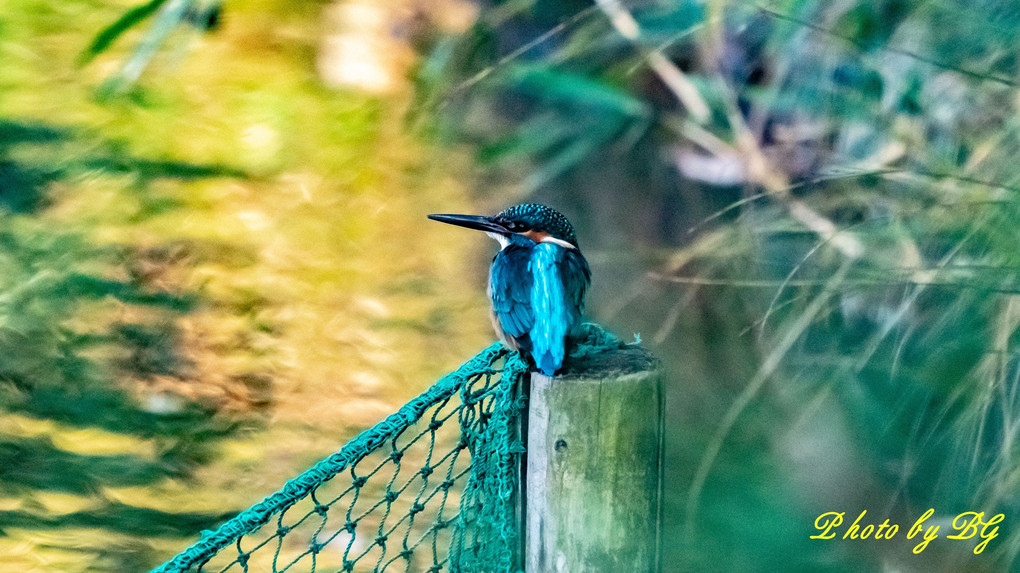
[521,230,550,243]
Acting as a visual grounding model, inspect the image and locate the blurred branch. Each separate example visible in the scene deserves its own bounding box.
[716,94,865,256]
[80,0,169,65]
[680,167,901,237]
[594,0,711,123]
[787,199,864,259]
[684,258,854,536]
[680,97,868,261]
[88,0,219,93]
[755,4,1019,88]
[112,0,192,88]
[981,296,1020,508]
[650,275,1020,294]
[446,6,599,101]
[759,235,841,340]
[852,217,985,370]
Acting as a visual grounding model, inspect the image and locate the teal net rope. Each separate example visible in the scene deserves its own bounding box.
[150,343,529,573]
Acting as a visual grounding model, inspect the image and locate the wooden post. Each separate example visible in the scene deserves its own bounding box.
[524,346,663,572]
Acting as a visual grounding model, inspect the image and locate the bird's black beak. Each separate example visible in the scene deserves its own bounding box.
[427,213,509,235]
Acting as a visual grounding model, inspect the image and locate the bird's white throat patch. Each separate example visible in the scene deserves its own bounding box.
[486,232,510,250]
[539,235,575,249]
[486,231,575,250]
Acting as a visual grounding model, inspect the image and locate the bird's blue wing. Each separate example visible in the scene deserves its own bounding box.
[530,243,588,375]
[489,244,535,342]
[561,247,590,333]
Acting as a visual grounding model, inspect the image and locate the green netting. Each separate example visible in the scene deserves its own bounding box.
[149,342,529,573]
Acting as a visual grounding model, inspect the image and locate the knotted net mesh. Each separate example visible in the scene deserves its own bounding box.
[150,343,528,573]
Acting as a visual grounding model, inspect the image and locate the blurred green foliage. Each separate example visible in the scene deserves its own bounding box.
[0,119,240,570]
[0,0,489,571]
[0,92,254,532]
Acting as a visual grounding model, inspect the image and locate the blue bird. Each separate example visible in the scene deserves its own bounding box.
[429,203,591,376]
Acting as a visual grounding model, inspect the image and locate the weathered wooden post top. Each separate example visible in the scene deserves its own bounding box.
[522,339,663,573]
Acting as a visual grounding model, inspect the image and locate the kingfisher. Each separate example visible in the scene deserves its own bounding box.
[429,203,591,376]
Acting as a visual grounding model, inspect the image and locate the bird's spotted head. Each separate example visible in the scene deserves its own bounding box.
[491,203,578,248]
[428,203,580,249]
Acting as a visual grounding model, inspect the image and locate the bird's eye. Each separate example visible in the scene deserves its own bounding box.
[498,218,528,232]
